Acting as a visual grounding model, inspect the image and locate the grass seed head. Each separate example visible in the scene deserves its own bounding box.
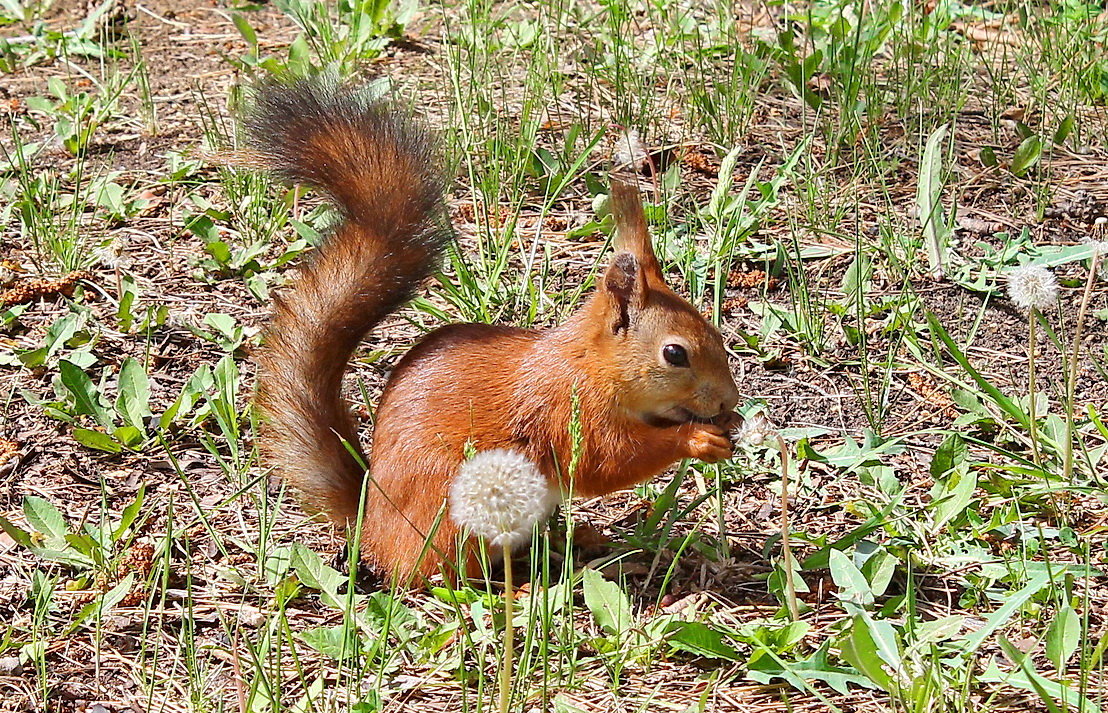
[1007,264,1059,311]
[450,449,555,550]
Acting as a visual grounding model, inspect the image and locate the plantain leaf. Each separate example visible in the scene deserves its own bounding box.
[582,567,631,636]
[115,357,151,434]
[1011,135,1043,177]
[916,124,951,279]
[59,359,112,428]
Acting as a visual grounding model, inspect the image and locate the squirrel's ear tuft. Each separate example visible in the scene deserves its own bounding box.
[609,151,665,287]
[603,252,647,333]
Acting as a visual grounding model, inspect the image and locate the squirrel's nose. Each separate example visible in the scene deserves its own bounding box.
[719,385,739,414]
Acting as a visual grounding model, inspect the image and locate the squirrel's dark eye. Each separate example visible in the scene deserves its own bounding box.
[662,343,689,368]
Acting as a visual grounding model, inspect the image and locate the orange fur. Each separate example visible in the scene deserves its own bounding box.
[249,77,740,586]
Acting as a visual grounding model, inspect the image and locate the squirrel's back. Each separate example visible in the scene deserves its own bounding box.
[248,76,452,524]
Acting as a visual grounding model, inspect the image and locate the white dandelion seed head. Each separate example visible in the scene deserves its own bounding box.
[1080,230,1108,279]
[737,413,777,447]
[1086,239,1108,256]
[614,129,648,173]
[1007,264,1059,311]
[1080,232,1108,271]
[94,236,132,270]
[450,449,556,550]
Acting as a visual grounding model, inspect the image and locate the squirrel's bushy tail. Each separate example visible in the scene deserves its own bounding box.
[247,76,451,524]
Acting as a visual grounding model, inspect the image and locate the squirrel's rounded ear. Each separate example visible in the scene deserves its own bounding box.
[603,252,647,333]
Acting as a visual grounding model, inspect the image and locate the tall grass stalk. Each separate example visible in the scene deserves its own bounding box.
[499,549,515,713]
[1028,309,1042,468]
[1063,252,1101,481]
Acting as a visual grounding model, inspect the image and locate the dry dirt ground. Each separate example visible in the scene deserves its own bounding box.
[2,1,1107,712]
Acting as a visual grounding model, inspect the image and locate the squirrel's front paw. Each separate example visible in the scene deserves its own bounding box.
[683,423,733,463]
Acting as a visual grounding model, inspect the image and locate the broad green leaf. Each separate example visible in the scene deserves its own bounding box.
[115,357,151,433]
[916,123,951,278]
[582,567,631,636]
[860,550,897,598]
[301,624,361,662]
[24,496,68,544]
[912,615,963,645]
[363,591,417,630]
[663,620,741,661]
[930,433,967,477]
[1045,604,1081,671]
[209,355,241,442]
[159,363,214,430]
[840,251,872,308]
[44,311,84,358]
[113,426,145,449]
[0,514,34,549]
[291,543,347,609]
[59,359,112,428]
[931,466,977,532]
[1053,115,1075,145]
[829,549,870,604]
[231,12,257,46]
[430,586,480,606]
[747,640,870,700]
[25,547,94,568]
[840,615,895,692]
[1011,135,1043,177]
[73,428,123,453]
[350,690,381,712]
[1031,242,1102,268]
[65,532,102,558]
[204,313,239,342]
[862,615,902,674]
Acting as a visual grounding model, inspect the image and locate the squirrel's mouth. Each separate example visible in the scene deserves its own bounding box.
[645,406,716,428]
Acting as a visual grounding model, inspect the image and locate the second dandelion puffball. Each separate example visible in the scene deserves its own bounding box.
[1007,265,1059,311]
[450,449,557,550]
[736,413,777,447]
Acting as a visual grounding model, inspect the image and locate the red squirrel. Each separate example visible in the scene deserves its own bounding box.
[248,76,740,584]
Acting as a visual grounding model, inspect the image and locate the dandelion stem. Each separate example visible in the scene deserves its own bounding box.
[1064,251,1100,482]
[1028,309,1041,468]
[776,434,800,621]
[498,548,514,713]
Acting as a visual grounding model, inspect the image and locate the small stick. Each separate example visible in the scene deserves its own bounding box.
[776,434,801,621]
